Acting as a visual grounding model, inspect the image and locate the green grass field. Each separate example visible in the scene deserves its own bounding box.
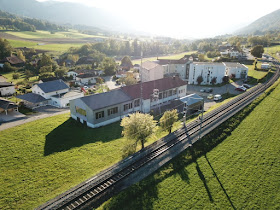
[7,39,84,52]
[0,111,183,209]
[132,51,197,65]
[6,30,106,40]
[265,45,280,61]
[100,81,280,209]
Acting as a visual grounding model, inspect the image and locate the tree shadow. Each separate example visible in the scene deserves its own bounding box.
[44,118,122,156]
[204,154,236,209]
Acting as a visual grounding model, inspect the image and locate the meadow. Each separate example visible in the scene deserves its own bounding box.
[7,39,84,53]
[265,45,280,61]
[100,80,280,209]
[5,30,106,40]
[0,112,183,209]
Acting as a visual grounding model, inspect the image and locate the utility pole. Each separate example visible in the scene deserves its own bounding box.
[198,100,204,141]
[140,51,143,112]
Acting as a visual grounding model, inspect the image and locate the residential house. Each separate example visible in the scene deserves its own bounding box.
[17,80,84,108]
[219,46,242,58]
[140,60,164,82]
[188,62,226,85]
[157,56,193,81]
[76,56,94,65]
[224,62,248,79]
[261,63,270,69]
[3,56,25,67]
[0,82,16,96]
[70,76,187,128]
[67,69,102,80]
[0,97,18,115]
[75,73,97,85]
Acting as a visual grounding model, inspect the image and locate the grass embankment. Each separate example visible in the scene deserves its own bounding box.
[100,80,280,209]
[0,111,182,209]
[265,45,280,61]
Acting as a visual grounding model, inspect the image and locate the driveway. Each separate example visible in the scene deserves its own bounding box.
[0,106,70,131]
[104,76,121,90]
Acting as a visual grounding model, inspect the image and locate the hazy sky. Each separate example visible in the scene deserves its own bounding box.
[37,0,280,38]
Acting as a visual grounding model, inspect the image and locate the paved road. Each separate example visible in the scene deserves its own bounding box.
[104,76,121,90]
[0,108,70,131]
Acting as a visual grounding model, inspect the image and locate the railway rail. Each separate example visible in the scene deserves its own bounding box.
[38,61,279,210]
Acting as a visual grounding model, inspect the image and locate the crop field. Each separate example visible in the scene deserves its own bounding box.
[0,112,183,209]
[7,39,84,52]
[100,81,280,209]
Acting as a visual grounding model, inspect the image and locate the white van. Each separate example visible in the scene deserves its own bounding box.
[214,94,222,101]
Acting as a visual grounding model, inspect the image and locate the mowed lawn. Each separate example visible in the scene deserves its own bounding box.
[0,112,182,209]
[101,82,280,209]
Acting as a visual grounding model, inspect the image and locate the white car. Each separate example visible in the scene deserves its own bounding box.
[214,94,222,101]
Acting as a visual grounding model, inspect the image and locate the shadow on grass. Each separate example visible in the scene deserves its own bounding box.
[205,154,236,209]
[44,118,122,156]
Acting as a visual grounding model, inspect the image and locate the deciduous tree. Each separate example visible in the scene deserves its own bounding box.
[121,112,156,153]
[250,45,264,58]
[160,109,178,134]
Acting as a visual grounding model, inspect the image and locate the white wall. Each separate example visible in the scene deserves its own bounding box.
[188,63,225,85]
[140,65,164,82]
[32,85,69,99]
[0,86,15,96]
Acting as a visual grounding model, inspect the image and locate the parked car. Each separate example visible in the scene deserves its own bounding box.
[242,84,251,89]
[214,94,222,101]
[200,88,206,92]
[205,88,213,93]
[235,86,246,92]
[207,94,214,99]
[83,86,89,90]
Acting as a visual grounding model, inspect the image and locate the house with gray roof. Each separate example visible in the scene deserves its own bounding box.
[70,76,187,128]
[0,82,15,96]
[17,80,84,108]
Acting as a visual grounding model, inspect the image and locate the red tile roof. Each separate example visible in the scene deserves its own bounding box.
[122,76,186,100]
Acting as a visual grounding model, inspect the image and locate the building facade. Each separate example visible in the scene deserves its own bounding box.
[140,61,164,82]
[70,77,187,128]
[0,82,15,96]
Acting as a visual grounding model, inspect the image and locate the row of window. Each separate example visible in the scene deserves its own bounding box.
[96,99,141,120]
[158,88,178,100]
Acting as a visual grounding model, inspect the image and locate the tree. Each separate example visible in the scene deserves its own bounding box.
[121,112,156,151]
[54,68,66,77]
[211,77,217,85]
[3,62,16,72]
[0,38,12,59]
[40,53,52,67]
[12,73,20,79]
[223,75,230,93]
[198,54,205,61]
[16,50,25,62]
[160,109,178,134]
[197,75,203,85]
[100,57,117,75]
[251,45,264,58]
[25,70,33,80]
[121,56,133,68]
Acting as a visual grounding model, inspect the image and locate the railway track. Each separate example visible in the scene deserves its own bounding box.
[38,62,279,210]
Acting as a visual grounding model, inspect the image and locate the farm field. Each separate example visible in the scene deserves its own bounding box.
[100,81,280,209]
[131,51,197,65]
[5,30,106,40]
[7,39,84,53]
[0,112,183,209]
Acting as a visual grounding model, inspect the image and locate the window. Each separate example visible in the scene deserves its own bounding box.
[124,103,133,111]
[169,90,172,96]
[76,106,86,116]
[96,111,104,119]
[159,92,163,99]
[108,107,118,116]
[173,89,177,95]
[134,99,140,107]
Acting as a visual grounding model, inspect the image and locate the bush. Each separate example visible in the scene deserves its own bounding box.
[12,73,20,79]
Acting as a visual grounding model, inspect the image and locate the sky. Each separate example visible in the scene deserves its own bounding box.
[37,0,280,38]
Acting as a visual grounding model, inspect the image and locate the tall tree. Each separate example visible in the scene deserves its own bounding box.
[121,56,133,68]
[121,112,156,150]
[250,45,264,58]
[197,75,203,85]
[0,38,12,59]
[160,109,178,134]
[100,57,117,75]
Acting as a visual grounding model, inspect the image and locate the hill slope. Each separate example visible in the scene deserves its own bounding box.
[236,9,280,35]
[0,0,130,33]
[101,81,280,209]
